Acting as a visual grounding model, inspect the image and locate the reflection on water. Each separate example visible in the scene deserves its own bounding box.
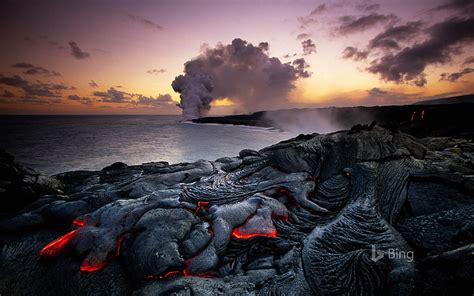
[0,115,290,175]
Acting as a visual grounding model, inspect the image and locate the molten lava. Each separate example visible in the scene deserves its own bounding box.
[410,111,416,122]
[40,218,88,257]
[72,218,87,227]
[421,109,425,119]
[39,217,113,273]
[39,228,81,257]
[80,260,107,272]
[231,227,277,239]
[193,201,210,214]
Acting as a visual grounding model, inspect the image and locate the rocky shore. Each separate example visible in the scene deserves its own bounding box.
[1,124,473,295]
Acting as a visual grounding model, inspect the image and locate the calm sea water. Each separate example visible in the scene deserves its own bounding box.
[0,115,291,175]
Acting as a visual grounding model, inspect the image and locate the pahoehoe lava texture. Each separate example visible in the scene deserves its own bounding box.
[1,125,474,295]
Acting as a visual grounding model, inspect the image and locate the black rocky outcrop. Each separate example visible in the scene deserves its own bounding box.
[0,126,473,295]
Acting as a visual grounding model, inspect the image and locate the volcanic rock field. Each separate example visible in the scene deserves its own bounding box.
[1,124,473,295]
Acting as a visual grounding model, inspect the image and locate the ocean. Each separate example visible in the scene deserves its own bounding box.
[0,115,291,176]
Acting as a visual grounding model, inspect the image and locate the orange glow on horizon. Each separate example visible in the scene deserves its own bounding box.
[211,97,234,106]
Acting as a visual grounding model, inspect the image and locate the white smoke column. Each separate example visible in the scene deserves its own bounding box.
[172,38,311,119]
[171,72,214,120]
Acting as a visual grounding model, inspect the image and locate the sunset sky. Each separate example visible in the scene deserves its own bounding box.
[0,0,473,115]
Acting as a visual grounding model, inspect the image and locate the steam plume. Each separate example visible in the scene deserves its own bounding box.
[171,73,213,119]
[172,38,311,119]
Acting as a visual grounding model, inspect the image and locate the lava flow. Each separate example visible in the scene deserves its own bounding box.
[80,260,108,272]
[193,201,210,215]
[39,218,88,257]
[39,228,81,257]
[231,227,277,239]
[72,217,87,227]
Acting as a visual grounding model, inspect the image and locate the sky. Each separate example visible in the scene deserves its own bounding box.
[0,0,473,115]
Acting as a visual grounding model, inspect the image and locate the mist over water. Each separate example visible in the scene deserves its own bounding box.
[263,109,344,134]
[0,115,290,175]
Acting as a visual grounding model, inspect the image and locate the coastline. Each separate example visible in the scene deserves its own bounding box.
[193,101,474,139]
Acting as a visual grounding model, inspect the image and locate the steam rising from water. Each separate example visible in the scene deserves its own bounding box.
[263,109,344,135]
[171,73,214,120]
[172,38,311,119]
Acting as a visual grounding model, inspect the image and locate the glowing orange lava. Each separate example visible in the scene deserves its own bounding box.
[231,228,277,239]
[80,260,107,272]
[193,201,210,214]
[39,228,80,257]
[72,218,87,227]
[40,218,88,257]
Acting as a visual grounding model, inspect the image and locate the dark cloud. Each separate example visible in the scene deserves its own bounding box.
[68,41,90,60]
[365,87,420,104]
[440,67,474,82]
[296,33,311,40]
[93,87,175,109]
[298,17,317,28]
[342,46,369,61]
[367,17,474,86]
[126,13,163,30]
[0,74,74,99]
[0,75,28,88]
[356,3,380,12]
[433,0,474,14]
[172,38,312,119]
[368,22,422,50]
[463,56,474,65]
[292,58,311,78]
[11,62,61,76]
[0,75,71,104]
[22,84,60,97]
[301,39,316,55]
[135,94,173,107]
[146,68,167,75]
[297,5,325,29]
[310,4,327,15]
[258,42,269,52]
[67,94,93,105]
[93,88,129,103]
[1,89,15,98]
[367,87,388,96]
[336,13,398,35]
[283,53,298,59]
[89,80,99,88]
